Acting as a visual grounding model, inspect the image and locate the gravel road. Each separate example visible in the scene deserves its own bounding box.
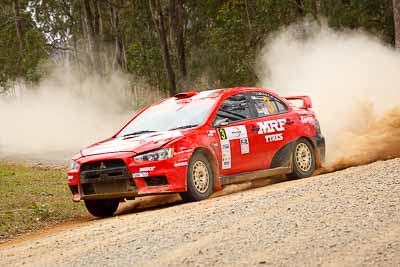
[1,158,400,267]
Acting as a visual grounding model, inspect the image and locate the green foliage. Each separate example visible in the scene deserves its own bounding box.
[0,1,48,87]
[31,203,50,221]
[0,0,396,92]
[323,0,394,42]
[0,162,85,241]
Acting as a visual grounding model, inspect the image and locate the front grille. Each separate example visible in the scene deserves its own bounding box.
[80,159,130,183]
[80,159,126,172]
[79,159,136,196]
[84,169,125,180]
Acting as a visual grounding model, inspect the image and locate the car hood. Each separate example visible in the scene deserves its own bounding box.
[80,131,183,157]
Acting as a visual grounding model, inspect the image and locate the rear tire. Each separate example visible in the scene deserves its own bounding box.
[288,138,316,179]
[180,153,214,202]
[84,199,119,218]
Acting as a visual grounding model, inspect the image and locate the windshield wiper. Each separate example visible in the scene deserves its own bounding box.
[123,130,156,137]
[168,124,199,131]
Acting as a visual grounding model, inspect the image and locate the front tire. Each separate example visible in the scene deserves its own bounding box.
[289,138,316,179]
[180,153,214,202]
[84,199,119,218]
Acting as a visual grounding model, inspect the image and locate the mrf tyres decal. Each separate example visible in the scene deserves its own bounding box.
[256,118,286,143]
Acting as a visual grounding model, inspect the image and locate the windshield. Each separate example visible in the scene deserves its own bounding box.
[117,98,216,137]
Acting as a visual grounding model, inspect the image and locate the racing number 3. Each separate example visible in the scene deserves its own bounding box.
[218,128,227,140]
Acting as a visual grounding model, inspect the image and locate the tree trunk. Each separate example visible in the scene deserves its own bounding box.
[244,0,253,32]
[13,0,24,59]
[394,0,400,49]
[110,2,127,70]
[312,0,321,17]
[61,0,78,54]
[81,0,97,66]
[170,0,186,78]
[93,0,102,38]
[150,0,177,96]
[294,0,304,16]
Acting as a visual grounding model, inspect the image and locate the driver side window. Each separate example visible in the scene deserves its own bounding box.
[214,93,252,125]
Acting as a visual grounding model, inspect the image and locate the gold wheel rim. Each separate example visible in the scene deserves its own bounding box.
[192,161,210,193]
[295,143,312,172]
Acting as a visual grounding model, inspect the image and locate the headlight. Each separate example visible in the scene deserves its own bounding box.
[69,160,79,170]
[134,148,173,162]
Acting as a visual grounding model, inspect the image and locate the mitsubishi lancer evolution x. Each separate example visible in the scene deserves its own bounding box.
[67,87,325,217]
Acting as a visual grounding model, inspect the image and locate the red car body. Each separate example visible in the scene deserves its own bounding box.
[67,87,325,210]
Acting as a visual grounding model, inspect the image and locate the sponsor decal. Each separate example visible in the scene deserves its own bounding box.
[230,127,242,138]
[207,130,216,137]
[301,116,316,125]
[296,110,309,115]
[218,125,249,168]
[221,139,231,169]
[219,125,248,140]
[222,143,230,150]
[240,138,250,154]
[225,125,248,140]
[174,162,188,167]
[139,166,155,172]
[265,133,283,143]
[256,119,286,135]
[174,149,192,155]
[132,172,149,178]
[256,119,286,143]
[67,175,74,180]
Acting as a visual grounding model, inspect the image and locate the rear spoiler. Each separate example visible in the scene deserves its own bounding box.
[283,96,312,110]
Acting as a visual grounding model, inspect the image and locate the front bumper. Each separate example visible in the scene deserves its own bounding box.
[67,150,192,202]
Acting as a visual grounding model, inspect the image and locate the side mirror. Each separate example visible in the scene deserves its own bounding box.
[214,118,229,128]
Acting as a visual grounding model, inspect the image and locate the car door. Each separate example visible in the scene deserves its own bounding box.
[247,92,298,169]
[213,93,263,176]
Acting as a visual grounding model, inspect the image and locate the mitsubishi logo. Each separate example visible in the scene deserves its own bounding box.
[99,162,107,169]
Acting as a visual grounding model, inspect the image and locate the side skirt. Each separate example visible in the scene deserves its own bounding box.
[221,166,292,186]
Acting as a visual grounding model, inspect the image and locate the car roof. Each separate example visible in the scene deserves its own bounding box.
[158,87,282,105]
[178,87,279,98]
[206,86,281,99]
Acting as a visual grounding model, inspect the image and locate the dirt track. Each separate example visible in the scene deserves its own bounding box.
[1,158,400,266]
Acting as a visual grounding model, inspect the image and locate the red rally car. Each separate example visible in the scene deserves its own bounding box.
[67,87,325,217]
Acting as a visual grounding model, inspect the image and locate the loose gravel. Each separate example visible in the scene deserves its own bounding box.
[1,158,400,267]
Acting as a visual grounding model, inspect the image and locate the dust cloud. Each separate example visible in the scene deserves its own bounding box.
[258,20,400,171]
[0,63,163,163]
[2,20,400,173]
